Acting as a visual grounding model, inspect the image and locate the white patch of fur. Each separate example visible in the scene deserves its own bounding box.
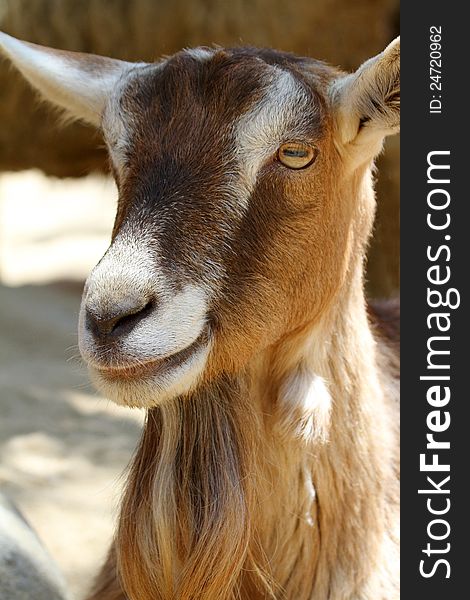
[101,63,151,175]
[276,365,331,444]
[89,340,212,408]
[184,47,215,61]
[125,284,208,359]
[0,31,134,126]
[300,463,316,527]
[235,68,311,197]
[102,92,131,175]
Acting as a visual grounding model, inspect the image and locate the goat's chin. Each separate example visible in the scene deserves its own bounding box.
[87,343,211,408]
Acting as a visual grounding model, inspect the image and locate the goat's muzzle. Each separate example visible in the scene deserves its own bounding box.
[77,239,211,407]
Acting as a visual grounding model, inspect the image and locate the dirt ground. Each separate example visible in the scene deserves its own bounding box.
[0,171,144,599]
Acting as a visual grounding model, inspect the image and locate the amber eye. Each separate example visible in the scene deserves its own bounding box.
[277,142,317,169]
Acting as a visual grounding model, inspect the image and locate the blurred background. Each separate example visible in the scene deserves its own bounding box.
[0,1,399,598]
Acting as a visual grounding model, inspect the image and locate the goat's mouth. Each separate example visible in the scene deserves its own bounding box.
[93,327,211,383]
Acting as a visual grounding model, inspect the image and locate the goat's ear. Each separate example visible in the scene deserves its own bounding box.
[0,31,136,127]
[331,37,400,163]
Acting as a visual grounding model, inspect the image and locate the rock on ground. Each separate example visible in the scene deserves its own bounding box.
[0,493,70,600]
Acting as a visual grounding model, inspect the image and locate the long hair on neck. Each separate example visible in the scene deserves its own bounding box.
[116,375,276,600]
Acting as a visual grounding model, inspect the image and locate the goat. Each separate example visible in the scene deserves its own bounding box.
[0,31,400,600]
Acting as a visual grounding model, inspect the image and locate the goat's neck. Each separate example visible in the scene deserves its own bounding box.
[246,267,398,599]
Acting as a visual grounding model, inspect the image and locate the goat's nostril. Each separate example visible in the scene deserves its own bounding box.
[86,299,154,340]
[111,300,154,334]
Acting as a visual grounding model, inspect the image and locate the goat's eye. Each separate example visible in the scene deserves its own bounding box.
[277,142,317,169]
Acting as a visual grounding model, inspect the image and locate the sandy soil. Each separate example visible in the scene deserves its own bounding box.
[0,171,144,599]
